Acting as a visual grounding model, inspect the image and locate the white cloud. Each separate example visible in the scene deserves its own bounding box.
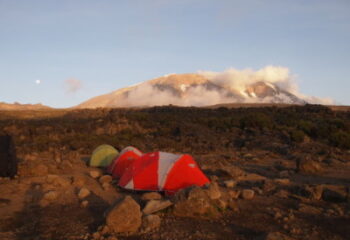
[64,78,82,94]
[99,66,335,107]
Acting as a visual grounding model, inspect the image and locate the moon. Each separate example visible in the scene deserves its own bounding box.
[35,79,41,85]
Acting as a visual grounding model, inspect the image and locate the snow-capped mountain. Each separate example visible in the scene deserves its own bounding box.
[77,73,306,108]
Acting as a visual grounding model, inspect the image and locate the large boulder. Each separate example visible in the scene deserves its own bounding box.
[0,135,17,177]
[106,196,142,233]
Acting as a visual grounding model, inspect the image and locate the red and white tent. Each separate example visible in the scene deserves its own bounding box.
[107,146,143,178]
[118,151,210,194]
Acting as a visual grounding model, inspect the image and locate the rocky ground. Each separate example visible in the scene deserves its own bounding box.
[0,105,349,240]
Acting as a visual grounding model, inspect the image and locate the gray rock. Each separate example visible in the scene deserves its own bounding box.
[227,200,239,212]
[92,232,100,240]
[298,203,322,215]
[173,187,220,218]
[81,200,89,208]
[308,185,323,200]
[43,190,58,201]
[142,200,173,215]
[228,190,241,199]
[106,237,118,240]
[141,192,162,201]
[78,187,90,199]
[141,214,161,232]
[100,225,110,235]
[274,178,290,185]
[106,196,142,233]
[279,170,289,178]
[73,174,87,188]
[242,189,255,200]
[34,164,49,176]
[49,175,71,188]
[102,182,111,190]
[220,166,244,178]
[89,170,101,179]
[214,199,227,210]
[99,175,113,184]
[207,182,221,200]
[223,180,236,188]
[297,158,322,174]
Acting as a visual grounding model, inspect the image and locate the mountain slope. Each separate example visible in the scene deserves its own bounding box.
[77,73,306,109]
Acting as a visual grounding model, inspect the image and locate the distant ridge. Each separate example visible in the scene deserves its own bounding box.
[0,102,51,111]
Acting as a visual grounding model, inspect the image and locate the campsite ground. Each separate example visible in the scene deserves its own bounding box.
[0,105,349,240]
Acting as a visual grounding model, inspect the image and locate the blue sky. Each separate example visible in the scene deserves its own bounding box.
[1,0,349,107]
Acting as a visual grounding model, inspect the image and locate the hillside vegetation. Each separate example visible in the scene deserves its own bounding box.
[1,105,349,155]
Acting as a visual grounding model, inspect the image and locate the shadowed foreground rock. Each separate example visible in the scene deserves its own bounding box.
[0,135,17,177]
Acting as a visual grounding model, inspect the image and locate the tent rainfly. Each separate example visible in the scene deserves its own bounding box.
[89,144,119,167]
[107,146,143,178]
[118,151,210,194]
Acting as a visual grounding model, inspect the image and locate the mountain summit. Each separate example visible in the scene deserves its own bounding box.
[77,73,306,108]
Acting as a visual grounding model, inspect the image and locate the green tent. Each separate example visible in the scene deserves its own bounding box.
[90,144,119,167]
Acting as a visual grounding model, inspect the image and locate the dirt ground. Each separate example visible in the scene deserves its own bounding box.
[0,105,349,240]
